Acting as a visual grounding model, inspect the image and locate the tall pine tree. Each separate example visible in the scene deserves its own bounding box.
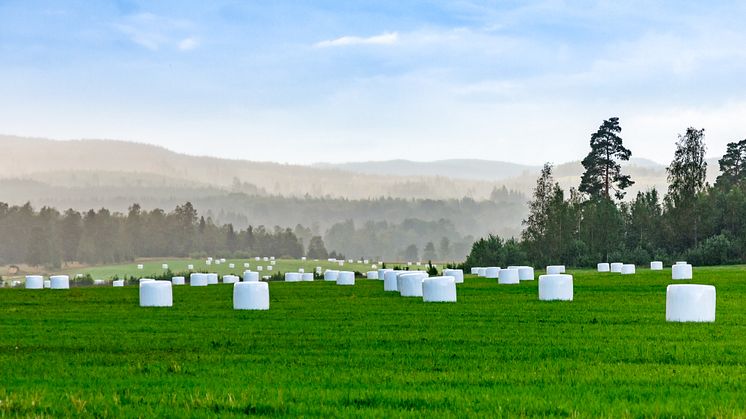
[579,117,633,200]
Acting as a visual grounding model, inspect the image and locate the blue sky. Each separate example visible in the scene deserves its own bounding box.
[1,0,745,164]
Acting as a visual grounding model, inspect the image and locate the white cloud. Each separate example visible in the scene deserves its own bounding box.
[178,37,199,51]
[314,32,398,48]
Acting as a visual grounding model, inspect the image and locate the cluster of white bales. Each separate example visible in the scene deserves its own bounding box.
[20,258,714,322]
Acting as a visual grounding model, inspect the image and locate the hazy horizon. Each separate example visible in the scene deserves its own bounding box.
[2,1,745,165]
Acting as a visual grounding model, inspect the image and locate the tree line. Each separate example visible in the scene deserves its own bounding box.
[466,118,746,268]
[0,202,338,268]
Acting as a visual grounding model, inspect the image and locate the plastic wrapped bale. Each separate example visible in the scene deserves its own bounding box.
[206,273,219,285]
[443,269,464,284]
[243,271,259,282]
[301,257,307,261]
[170,277,184,285]
[223,275,239,284]
[43,280,51,288]
[366,271,379,280]
[377,269,389,281]
[338,261,344,267]
[298,268,305,273]
[162,264,168,269]
[477,268,487,277]
[25,275,44,289]
[187,264,194,270]
[610,263,623,273]
[666,284,715,322]
[220,258,226,263]
[267,266,273,271]
[302,273,314,281]
[285,272,302,282]
[470,267,479,275]
[621,264,636,275]
[597,263,610,272]
[498,268,520,284]
[94,279,105,286]
[517,267,535,281]
[113,280,124,287]
[270,257,275,261]
[255,257,260,261]
[672,263,693,280]
[263,257,269,261]
[206,260,212,266]
[676,261,687,265]
[317,266,323,274]
[244,263,250,268]
[137,264,144,270]
[233,282,270,310]
[546,265,565,275]
[271,261,276,265]
[383,271,401,291]
[485,267,500,279]
[650,261,663,270]
[215,260,221,265]
[398,272,428,297]
[324,270,339,282]
[257,266,263,271]
[538,274,573,301]
[422,276,457,302]
[190,273,208,287]
[140,278,155,284]
[139,280,173,307]
[50,275,70,289]
[207,257,213,262]
[229,263,235,269]
[337,271,355,286]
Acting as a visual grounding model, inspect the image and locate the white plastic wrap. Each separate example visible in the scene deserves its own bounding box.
[233,282,269,310]
[223,275,239,284]
[190,273,208,286]
[243,271,259,282]
[650,261,663,270]
[337,271,355,285]
[610,262,623,273]
[597,263,610,272]
[538,274,573,301]
[25,275,43,289]
[498,268,520,284]
[172,276,185,285]
[324,270,339,281]
[398,272,428,297]
[422,276,457,302]
[366,271,379,280]
[546,265,565,275]
[666,284,715,322]
[49,275,70,289]
[484,267,500,279]
[621,264,636,275]
[672,263,693,280]
[285,272,301,282]
[443,269,464,284]
[139,280,173,307]
[302,273,314,281]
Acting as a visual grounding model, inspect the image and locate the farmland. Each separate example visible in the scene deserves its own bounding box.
[2,265,746,417]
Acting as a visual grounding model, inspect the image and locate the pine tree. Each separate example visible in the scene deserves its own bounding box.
[665,127,707,249]
[579,117,633,200]
[716,139,746,189]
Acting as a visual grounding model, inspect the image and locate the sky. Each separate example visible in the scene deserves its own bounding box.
[1,0,745,165]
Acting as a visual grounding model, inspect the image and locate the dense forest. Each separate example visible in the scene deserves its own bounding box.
[465,119,746,268]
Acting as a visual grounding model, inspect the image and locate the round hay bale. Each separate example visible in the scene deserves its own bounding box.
[324,270,339,281]
[206,273,219,285]
[621,264,636,275]
[223,275,239,284]
[422,276,457,302]
[672,263,693,280]
[243,271,259,282]
[366,271,379,280]
[610,263,623,273]
[113,279,124,287]
[233,282,269,310]
[301,273,314,281]
[285,272,302,282]
[337,271,355,286]
[484,267,500,279]
[546,265,565,275]
[443,269,464,284]
[139,281,173,307]
[498,268,520,284]
[597,263,610,272]
[25,275,44,289]
[190,273,208,287]
[50,275,70,289]
[538,274,573,301]
[666,284,715,322]
[650,261,663,270]
[398,272,428,297]
[517,267,534,281]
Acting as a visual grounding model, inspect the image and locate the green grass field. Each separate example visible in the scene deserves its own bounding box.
[2,266,746,417]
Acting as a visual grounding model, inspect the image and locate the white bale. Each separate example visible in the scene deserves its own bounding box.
[207,257,213,261]
[255,257,260,261]
[285,272,301,282]
[139,280,173,307]
[257,266,263,271]
[190,273,208,286]
[477,267,487,277]
[187,264,194,270]
[597,263,610,272]
[383,270,401,291]
[672,264,693,280]
[357,260,362,264]
[162,264,168,269]
[206,260,212,265]
[610,262,623,273]
[271,260,276,265]
[137,264,144,270]
[220,258,226,263]
[621,264,636,275]
[518,267,535,281]
[43,280,51,288]
[366,271,379,280]
[298,268,305,273]
[422,276,457,302]
[337,271,355,286]
[243,271,259,282]
[407,262,412,266]
[317,266,323,273]
[443,269,464,284]
[263,257,269,261]
[338,261,344,266]
[229,263,235,268]
[538,274,573,301]
[270,257,275,260]
[301,257,307,261]
[348,259,354,263]
[206,273,219,285]
[485,267,500,278]
[215,260,221,265]
[139,278,155,284]
[223,275,239,284]
[25,275,44,289]
[676,261,687,265]
[470,267,479,275]
[93,279,105,285]
[302,273,314,281]
[233,282,269,310]
[244,263,250,268]
[371,264,377,269]
[498,268,520,284]
[546,265,565,274]
[666,284,715,322]
[363,259,369,264]
[324,270,339,281]
[50,275,70,289]
[113,280,124,287]
[172,276,185,285]
[398,272,428,297]
[267,266,273,271]
[650,261,663,270]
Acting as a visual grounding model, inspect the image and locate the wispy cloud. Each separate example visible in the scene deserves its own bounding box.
[178,37,199,51]
[314,32,398,48]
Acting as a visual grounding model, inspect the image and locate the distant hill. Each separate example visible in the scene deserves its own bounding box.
[315,159,539,181]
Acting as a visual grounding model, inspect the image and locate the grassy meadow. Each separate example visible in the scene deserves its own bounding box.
[2,265,746,417]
